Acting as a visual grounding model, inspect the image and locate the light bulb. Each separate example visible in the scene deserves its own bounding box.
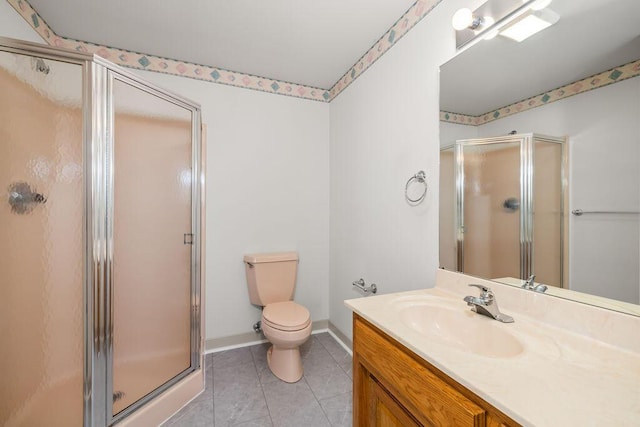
[452,8,473,31]
[530,0,552,10]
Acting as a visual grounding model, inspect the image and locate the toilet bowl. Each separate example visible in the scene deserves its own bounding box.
[261,301,311,382]
[243,252,312,383]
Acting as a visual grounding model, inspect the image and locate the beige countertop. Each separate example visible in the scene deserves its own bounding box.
[345,270,640,427]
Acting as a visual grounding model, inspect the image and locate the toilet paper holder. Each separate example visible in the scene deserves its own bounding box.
[352,278,377,294]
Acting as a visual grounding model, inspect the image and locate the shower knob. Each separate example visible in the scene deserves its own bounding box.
[8,182,47,214]
[503,197,520,212]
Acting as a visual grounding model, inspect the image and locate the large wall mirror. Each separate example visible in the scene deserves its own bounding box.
[439,0,640,315]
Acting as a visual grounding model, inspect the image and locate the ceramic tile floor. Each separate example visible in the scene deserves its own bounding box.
[163,332,353,427]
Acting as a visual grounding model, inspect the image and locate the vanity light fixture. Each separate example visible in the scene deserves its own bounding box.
[483,17,500,41]
[499,9,560,42]
[527,0,553,10]
[452,8,492,31]
[453,0,555,49]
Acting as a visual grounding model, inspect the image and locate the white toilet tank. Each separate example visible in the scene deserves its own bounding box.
[244,252,298,306]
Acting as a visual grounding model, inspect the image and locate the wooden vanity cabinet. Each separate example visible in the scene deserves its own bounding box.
[353,314,519,427]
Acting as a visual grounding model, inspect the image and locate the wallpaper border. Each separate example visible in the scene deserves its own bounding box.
[7,0,444,103]
[12,0,632,110]
[327,0,443,101]
[7,0,331,102]
[441,59,640,126]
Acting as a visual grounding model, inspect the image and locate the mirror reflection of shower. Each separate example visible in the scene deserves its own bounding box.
[440,133,566,288]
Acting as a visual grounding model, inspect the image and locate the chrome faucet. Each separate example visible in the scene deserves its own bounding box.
[463,284,514,323]
[521,275,548,293]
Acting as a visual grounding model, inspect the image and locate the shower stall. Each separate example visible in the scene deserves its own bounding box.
[0,37,203,426]
[440,133,566,287]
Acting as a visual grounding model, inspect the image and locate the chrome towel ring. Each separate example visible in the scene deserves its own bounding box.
[405,170,428,204]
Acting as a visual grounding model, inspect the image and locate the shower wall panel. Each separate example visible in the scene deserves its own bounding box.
[0,54,83,426]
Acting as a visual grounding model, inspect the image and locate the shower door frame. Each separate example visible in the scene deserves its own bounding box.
[454,133,565,285]
[0,37,203,427]
[103,62,203,425]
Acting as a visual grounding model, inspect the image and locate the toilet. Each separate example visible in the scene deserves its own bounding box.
[244,251,311,383]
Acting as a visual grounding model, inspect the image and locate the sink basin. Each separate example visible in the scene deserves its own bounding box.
[396,298,524,358]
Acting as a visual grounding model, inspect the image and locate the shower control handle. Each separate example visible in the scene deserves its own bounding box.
[8,182,47,215]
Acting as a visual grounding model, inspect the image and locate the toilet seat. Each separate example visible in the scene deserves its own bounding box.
[262,301,310,332]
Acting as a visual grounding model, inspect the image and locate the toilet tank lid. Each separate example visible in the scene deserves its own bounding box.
[243,251,298,264]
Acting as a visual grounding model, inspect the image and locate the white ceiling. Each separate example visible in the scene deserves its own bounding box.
[440,0,640,116]
[27,0,416,89]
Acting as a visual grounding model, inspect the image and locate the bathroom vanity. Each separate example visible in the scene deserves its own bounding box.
[353,314,517,426]
[346,269,640,426]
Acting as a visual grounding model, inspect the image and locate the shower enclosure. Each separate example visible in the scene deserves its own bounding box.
[0,37,203,426]
[440,133,566,287]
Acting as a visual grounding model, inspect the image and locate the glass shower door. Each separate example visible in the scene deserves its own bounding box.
[111,77,194,417]
[533,139,564,287]
[0,51,84,426]
[458,140,522,280]
[439,146,456,271]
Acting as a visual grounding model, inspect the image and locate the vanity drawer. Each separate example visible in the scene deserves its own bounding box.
[354,316,486,426]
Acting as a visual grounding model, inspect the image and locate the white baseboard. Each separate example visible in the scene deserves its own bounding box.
[205,319,329,354]
[328,321,353,356]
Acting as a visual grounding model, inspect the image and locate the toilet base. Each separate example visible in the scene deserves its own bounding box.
[267,345,303,383]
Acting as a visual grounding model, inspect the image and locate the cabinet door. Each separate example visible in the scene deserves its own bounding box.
[370,376,421,427]
[355,317,486,426]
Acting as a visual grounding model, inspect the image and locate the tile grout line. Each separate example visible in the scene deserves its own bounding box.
[168,334,351,426]
[316,334,353,379]
[307,335,350,426]
[210,355,216,427]
[337,361,351,379]
[301,376,333,426]
[217,352,269,426]
[301,336,332,425]
[251,345,276,427]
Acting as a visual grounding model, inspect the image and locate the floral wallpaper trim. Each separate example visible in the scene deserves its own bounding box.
[441,59,640,126]
[327,0,443,102]
[7,0,331,102]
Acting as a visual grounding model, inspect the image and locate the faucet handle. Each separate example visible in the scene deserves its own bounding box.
[468,283,490,292]
[468,284,493,299]
[522,274,536,289]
